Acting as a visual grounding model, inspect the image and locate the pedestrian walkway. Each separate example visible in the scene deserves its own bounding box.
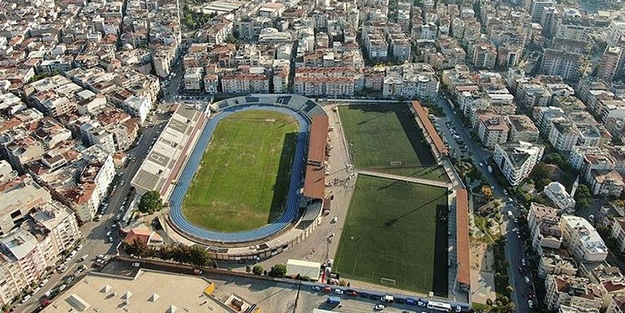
[356,170,453,189]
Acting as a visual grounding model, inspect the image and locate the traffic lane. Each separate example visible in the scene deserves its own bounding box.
[438,96,529,311]
[504,204,532,313]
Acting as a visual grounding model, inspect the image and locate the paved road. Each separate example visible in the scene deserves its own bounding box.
[435,96,531,313]
[17,110,171,313]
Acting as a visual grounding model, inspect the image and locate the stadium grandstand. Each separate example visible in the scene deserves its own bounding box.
[410,100,448,159]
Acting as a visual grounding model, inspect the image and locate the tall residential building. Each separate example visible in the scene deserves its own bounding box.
[493,141,545,186]
[545,274,602,311]
[598,46,622,83]
[530,0,557,22]
[540,48,585,81]
[561,215,608,264]
[0,229,48,305]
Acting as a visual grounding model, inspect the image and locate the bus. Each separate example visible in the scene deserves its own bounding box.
[427,301,452,312]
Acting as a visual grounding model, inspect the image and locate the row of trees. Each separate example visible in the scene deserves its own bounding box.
[124,239,212,267]
[246,264,288,278]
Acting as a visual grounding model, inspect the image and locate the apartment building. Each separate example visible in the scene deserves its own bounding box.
[493,141,544,186]
[539,254,578,279]
[294,67,355,96]
[528,203,562,256]
[221,68,270,94]
[0,175,51,236]
[540,48,585,81]
[561,215,608,264]
[545,274,602,311]
[476,110,509,148]
[507,115,540,142]
[184,67,203,91]
[0,230,46,305]
[549,120,580,152]
[598,46,622,83]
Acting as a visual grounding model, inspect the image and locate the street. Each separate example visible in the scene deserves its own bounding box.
[435,96,531,313]
[16,108,171,313]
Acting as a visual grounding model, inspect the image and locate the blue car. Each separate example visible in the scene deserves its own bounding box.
[406,298,417,306]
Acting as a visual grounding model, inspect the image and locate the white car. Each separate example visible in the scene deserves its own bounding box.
[132,262,141,268]
[106,231,112,237]
[59,284,67,291]
[334,288,343,295]
[524,276,531,284]
[374,304,385,311]
[528,299,534,309]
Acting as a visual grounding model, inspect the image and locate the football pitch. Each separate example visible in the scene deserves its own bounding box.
[333,175,449,295]
[182,110,299,233]
[338,104,448,181]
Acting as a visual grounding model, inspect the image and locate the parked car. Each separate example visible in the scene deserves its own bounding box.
[374,304,385,311]
[311,286,321,291]
[131,262,140,268]
[334,288,343,295]
[524,276,531,284]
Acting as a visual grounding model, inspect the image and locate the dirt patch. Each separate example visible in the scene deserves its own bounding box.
[469,239,496,305]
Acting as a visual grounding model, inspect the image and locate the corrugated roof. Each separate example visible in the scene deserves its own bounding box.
[411,101,448,156]
[456,188,470,287]
[307,115,329,163]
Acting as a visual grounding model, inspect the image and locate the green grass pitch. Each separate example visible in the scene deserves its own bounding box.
[333,175,449,295]
[338,104,448,181]
[182,110,298,233]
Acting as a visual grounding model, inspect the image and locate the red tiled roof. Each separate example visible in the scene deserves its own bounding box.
[411,101,448,156]
[456,188,470,287]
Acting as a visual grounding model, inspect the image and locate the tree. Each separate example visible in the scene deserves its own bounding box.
[530,162,550,183]
[138,190,163,214]
[252,265,264,275]
[245,265,251,273]
[481,185,493,201]
[188,246,211,267]
[269,264,287,278]
[574,184,592,210]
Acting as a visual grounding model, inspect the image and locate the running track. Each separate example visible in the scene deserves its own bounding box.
[168,105,309,243]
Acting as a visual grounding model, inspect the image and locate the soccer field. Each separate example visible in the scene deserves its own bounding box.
[333,175,449,295]
[182,110,299,233]
[338,104,448,181]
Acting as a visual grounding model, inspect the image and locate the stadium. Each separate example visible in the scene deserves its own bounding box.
[155,95,329,259]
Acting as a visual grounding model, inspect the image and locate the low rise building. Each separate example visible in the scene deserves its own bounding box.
[539,254,578,278]
[544,182,576,213]
[545,274,602,311]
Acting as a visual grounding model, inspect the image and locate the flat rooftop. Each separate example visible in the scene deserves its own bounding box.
[41,270,227,313]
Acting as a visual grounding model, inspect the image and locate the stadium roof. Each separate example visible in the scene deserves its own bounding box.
[307,115,329,163]
[303,115,328,199]
[456,188,470,288]
[131,105,204,196]
[411,101,448,156]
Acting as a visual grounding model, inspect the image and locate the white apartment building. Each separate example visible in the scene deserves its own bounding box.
[122,95,151,125]
[184,67,203,91]
[0,229,48,306]
[561,215,608,264]
[493,141,544,186]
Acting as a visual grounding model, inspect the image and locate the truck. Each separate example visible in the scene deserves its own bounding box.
[327,296,341,306]
[487,165,493,174]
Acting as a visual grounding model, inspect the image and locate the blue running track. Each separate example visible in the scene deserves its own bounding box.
[168,105,309,243]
